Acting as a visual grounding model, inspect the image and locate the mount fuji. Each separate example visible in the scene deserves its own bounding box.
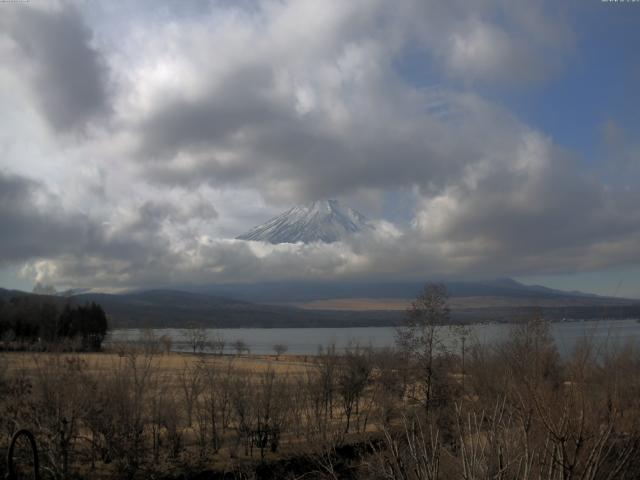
[236,199,374,244]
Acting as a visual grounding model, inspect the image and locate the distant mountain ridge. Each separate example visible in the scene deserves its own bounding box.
[187,278,616,304]
[2,279,640,328]
[236,199,373,244]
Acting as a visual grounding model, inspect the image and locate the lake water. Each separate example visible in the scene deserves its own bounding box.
[106,319,640,357]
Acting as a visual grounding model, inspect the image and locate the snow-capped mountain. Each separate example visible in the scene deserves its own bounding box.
[237,200,374,244]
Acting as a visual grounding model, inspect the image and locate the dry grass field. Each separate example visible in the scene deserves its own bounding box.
[2,350,311,377]
[3,317,640,479]
[0,345,397,479]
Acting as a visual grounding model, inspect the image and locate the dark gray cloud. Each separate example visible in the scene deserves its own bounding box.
[137,65,287,160]
[133,200,218,230]
[2,4,110,132]
[0,172,183,276]
[136,68,513,203]
[0,171,99,263]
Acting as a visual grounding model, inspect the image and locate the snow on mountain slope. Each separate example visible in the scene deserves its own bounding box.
[236,200,374,244]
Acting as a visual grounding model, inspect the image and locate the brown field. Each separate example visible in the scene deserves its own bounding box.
[0,346,399,479]
[2,350,311,376]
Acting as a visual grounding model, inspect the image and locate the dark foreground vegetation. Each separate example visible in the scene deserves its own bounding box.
[0,295,108,351]
[2,284,640,479]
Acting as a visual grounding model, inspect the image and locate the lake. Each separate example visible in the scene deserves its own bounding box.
[106,318,640,357]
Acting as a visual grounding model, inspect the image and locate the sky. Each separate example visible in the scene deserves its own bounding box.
[0,0,639,297]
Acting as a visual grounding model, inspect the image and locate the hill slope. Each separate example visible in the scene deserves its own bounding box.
[2,280,639,328]
[71,289,398,328]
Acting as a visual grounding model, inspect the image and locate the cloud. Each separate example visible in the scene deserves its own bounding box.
[0,171,196,278]
[18,172,640,288]
[1,0,638,290]
[438,3,573,84]
[111,0,573,202]
[413,131,640,274]
[0,171,100,263]
[1,3,111,132]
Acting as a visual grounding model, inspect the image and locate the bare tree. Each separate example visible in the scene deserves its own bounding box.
[162,392,184,459]
[371,348,408,426]
[450,323,472,394]
[199,359,234,453]
[159,334,172,355]
[305,344,339,441]
[140,328,160,355]
[273,343,288,360]
[211,333,226,356]
[178,360,203,427]
[183,324,209,354]
[373,413,441,480]
[28,354,89,480]
[233,339,247,356]
[147,370,171,463]
[338,345,372,433]
[86,349,157,478]
[229,375,255,457]
[252,368,290,460]
[396,282,450,413]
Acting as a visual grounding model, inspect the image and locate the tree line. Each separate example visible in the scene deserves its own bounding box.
[0,295,108,351]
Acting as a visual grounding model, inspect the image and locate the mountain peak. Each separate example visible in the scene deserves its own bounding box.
[303,199,339,213]
[237,199,373,244]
